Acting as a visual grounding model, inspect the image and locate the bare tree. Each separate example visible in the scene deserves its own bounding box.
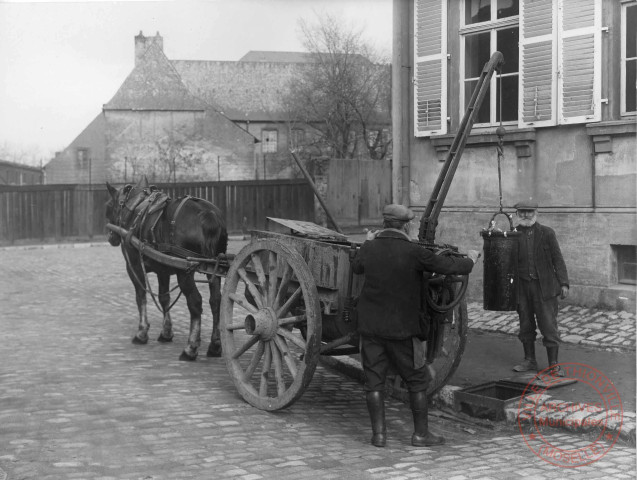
[283,13,391,160]
[0,141,49,167]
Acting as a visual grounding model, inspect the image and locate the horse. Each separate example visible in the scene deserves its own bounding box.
[105,177,228,361]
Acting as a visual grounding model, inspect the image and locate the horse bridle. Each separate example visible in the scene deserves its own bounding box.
[116,184,146,229]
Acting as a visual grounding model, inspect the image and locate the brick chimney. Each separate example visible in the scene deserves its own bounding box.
[135,31,163,65]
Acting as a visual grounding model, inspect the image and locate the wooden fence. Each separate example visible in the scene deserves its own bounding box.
[323,158,392,226]
[0,180,315,244]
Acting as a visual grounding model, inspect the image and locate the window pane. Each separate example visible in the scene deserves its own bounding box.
[497,27,519,74]
[465,32,491,79]
[465,0,491,24]
[496,75,519,121]
[617,245,637,285]
[465,80,490,123]
[262,130,278,153]
[497,0,519,19]
[627,59,637,112]
[627,5,637,59]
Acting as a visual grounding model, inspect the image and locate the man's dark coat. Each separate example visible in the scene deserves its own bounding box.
[352,230,475,340]
[521,222,569,300]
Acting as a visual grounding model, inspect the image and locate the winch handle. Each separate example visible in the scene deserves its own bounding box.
[485,211,515,233]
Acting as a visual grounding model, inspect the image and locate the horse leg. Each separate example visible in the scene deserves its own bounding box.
[206,274,222,357]
[157,272,174,343]
[127,262,149,345]
[176,271,202,361]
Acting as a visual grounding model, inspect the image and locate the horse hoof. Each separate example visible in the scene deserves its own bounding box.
[206,345,222,357]
[132,336,148,345]
[179,351,197,361]
[157,333,173,343]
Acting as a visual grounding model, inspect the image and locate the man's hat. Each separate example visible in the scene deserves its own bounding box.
[382,204,415,222]
[514,200,539,210]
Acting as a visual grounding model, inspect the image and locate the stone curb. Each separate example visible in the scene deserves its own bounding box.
[320,355,636,445]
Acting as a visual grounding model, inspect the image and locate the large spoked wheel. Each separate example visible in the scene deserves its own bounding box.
[220,239,321,411]
[426,298,468,397]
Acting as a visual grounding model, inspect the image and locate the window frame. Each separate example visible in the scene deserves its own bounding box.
[76,148,89,165]
[459,1,520,128]
[621,0,637,116]
[261,129,278,153]
[614,244,637,285]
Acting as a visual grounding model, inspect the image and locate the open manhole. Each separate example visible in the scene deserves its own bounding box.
[455,380,527,421]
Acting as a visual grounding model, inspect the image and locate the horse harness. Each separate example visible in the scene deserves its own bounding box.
[119,186,199,261]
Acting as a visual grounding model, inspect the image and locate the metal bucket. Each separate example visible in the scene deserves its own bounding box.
[480,212,520,311]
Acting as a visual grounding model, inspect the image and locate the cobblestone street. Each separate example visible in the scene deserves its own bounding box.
[0,244,635,479]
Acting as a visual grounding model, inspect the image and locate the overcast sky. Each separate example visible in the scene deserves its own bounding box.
[0,0,392,165]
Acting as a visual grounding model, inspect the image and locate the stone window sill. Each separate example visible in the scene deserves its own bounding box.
[431,127,536,160]
[586,119,637,154]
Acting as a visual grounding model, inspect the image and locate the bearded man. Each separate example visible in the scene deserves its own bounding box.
[512,200,569,376]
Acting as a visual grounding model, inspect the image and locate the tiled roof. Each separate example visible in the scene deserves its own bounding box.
[238,51,317,63]
[104,42,206,111]
[172,60,309,121]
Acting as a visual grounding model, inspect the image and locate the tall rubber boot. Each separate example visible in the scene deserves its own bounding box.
[546,346,565,377]
[365,391,386,447]
[410,391,444,447]
[513,342,538,372]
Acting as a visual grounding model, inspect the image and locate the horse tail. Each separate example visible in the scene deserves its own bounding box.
[200,207,228,257]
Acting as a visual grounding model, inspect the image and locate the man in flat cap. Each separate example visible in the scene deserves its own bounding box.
[512,200,569,376]
[353,204,480,448]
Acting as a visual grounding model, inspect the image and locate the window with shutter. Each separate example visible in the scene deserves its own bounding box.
[558,0,602,123]
[519,0,601,127]
[460,0,520,127]
[519,0,556,127]
[622,1,637,115]
[414,0,447,137]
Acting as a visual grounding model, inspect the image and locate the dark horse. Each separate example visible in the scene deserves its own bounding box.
[105,177,228,360]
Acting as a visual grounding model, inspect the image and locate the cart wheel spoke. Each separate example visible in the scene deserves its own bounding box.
[276,286,302,318]
[273,263,293,311]
[277,328,306,350]
[232,335,259,359]
[228,292,258,314]
[259,343,272,397]
[243,340,265,381]
[226,321,247,331]
[270,342,286,396]
[278,314,306,328]
[250,253,267,294]
[273,335,297,378]
[238,268,264,308]
[267,251,278,305]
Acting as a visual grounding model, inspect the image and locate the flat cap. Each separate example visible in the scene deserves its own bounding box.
[382,204,415,222]
[514,200,539,210]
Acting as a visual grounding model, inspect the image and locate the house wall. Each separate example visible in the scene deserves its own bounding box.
[0,161,43,185]
[104,109,257,182]
[44,113,107,185]
[394,0,636,311]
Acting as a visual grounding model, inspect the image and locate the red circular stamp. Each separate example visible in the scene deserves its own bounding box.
[517,362,624,468]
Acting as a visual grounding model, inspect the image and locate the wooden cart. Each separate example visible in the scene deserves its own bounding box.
[219,218,469,411]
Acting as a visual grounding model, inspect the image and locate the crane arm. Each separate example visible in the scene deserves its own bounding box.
[418,51,504,244]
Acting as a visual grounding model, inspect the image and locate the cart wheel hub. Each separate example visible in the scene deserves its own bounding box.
[244,307,278,340]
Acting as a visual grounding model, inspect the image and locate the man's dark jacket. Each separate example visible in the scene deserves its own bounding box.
[352,230,475,340]
[520,222,569,300]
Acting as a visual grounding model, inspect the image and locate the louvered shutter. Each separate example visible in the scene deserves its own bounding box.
[558,0,601,123]
[519,0,557,127]
[414,0,447,137]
